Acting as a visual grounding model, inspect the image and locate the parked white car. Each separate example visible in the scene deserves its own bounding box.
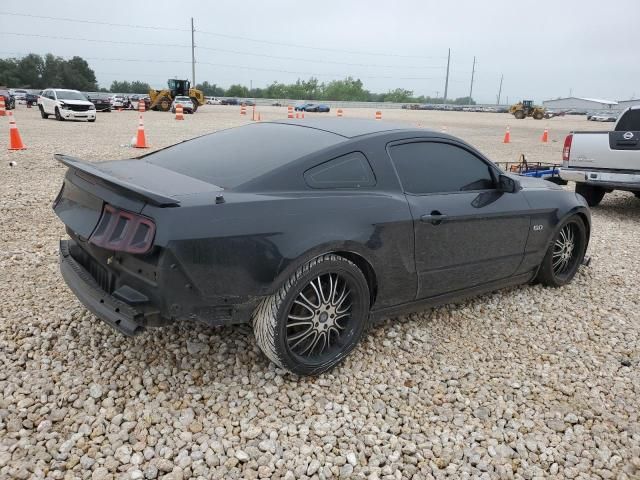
[110,95,126,108]
[171,96,195,113]
[38,89,96,122]
[206,97,221,105]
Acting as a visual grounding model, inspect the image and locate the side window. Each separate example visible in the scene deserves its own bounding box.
[389,142,495,194]
[615,109,640,131]
[304,152,376,189]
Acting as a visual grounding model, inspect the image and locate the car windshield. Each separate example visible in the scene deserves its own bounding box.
[144,123,344,189]
[56,91,87,100]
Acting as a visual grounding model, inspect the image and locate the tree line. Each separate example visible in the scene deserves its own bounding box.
[0,53,475,104]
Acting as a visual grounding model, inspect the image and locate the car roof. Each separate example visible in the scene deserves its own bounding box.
[265,118,424,138]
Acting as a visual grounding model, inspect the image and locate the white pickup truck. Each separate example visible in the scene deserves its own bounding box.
[560,106,640,206]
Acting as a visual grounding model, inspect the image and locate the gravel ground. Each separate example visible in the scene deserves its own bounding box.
[1,106,639,479]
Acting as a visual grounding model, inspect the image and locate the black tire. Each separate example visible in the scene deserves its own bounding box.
[88,119,96,123]
[514,110,525,119]
[536,215,587,287]
[158,97,172,112]
[190,97,199,113]
[252,254,370,375]
[634,192,640,199]
[533,111,544,120]
[54,107,64,121]
[39,105,49,119]
[575,183,605,207]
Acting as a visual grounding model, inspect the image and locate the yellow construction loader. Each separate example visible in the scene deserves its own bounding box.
[509,100,545,120]
[149,79,205,112]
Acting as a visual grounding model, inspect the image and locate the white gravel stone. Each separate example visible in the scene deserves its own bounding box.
[1,108,639,479]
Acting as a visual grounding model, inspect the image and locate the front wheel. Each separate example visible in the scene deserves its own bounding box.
[54,107,64,121]
[252,254,370,375]
[575,183,605,207]
[39,105,49,119]
[514,110,525,119]
[88,118,96,123]
[536,215,587,287]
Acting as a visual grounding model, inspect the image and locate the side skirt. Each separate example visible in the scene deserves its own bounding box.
[369,271,535,323]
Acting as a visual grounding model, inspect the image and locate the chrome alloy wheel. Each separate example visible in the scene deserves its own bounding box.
[552,223,577,275]
[286,273,352,359]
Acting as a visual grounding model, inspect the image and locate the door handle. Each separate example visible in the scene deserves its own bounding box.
[420,210,448,225]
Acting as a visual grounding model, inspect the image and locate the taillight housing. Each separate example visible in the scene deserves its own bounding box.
[89,204,156,254]
[562,134,573,165]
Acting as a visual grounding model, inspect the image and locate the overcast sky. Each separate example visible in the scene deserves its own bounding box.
[1,0,638,103]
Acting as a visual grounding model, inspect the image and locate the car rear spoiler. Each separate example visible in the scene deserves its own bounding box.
[54,154,180,207]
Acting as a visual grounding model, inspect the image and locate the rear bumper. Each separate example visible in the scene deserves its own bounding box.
[59,239,145,336]
[560,168,640,191]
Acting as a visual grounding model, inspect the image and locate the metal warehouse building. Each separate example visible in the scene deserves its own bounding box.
[616,99,640,110]
[542,97,617,111]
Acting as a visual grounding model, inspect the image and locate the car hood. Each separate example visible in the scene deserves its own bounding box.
[59,99,94,106]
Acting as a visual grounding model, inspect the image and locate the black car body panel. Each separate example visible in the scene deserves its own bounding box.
[53,119,591,335]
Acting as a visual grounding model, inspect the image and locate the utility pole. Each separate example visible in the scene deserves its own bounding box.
[497,74,503,105]
[191,17,196,87]
[468,56,476,105]
[443,48,450,104]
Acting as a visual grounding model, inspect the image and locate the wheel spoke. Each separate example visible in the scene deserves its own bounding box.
[289,328,315,351]
[287,320,314,329]
[309,278,324,305]
[328,274,338,305]
[317,276,331,304]
[299,331,320,355]
[298,291,319,311]
[334,311,351,324]
[337,300,352,314]
[288,312,313,321]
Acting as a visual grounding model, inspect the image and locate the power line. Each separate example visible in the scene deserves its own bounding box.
[2,50,448,82]
[1,31,448,71]
[0,12,188,31]
[1,32,190,48]
[0,11,444,60]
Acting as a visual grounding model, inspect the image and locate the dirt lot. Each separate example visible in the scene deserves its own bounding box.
[1,106,639,479]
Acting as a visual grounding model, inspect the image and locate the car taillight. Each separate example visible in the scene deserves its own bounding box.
[89,204,156,254]
[562,134,573,165]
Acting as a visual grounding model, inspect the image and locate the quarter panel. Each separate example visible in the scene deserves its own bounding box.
[143,191,416,308]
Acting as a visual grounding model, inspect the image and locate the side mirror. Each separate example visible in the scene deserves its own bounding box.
[498,174,521,193]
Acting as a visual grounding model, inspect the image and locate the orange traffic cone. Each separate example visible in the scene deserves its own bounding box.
[8,111,26,150]
[175,103,184,120]
[503,126,511,144]
[337,108,343,117]
[301,112,305,119]
[295,112,300,119]
[441,126,447,133]
[0,97,5,117]
[252,105,256,121]
[258,112,261,121]
[375,111,382,120]
[541,128,548,143]
[287,106,293,118]
[138,98,146,113]
[240,104,246,115]
[134,114,149,148]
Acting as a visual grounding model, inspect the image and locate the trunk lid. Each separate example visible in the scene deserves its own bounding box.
[53,155,224,238]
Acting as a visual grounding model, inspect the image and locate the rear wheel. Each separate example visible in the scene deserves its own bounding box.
[514,110,525,119]
[533,111,544,120]
[54,107,64,121]
[252,254,370,375]
[575,183,605,206]
[536,215,587,287]
[39,105,49,119]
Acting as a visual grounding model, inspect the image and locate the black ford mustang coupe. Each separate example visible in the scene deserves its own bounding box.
[54,119,590,375]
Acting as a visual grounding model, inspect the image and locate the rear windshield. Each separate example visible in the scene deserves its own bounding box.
[616,109,640,131]
[144,123,344,189]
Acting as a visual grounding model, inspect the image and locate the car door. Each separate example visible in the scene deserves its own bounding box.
[388,140,531,299]
[46,90,56,113]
